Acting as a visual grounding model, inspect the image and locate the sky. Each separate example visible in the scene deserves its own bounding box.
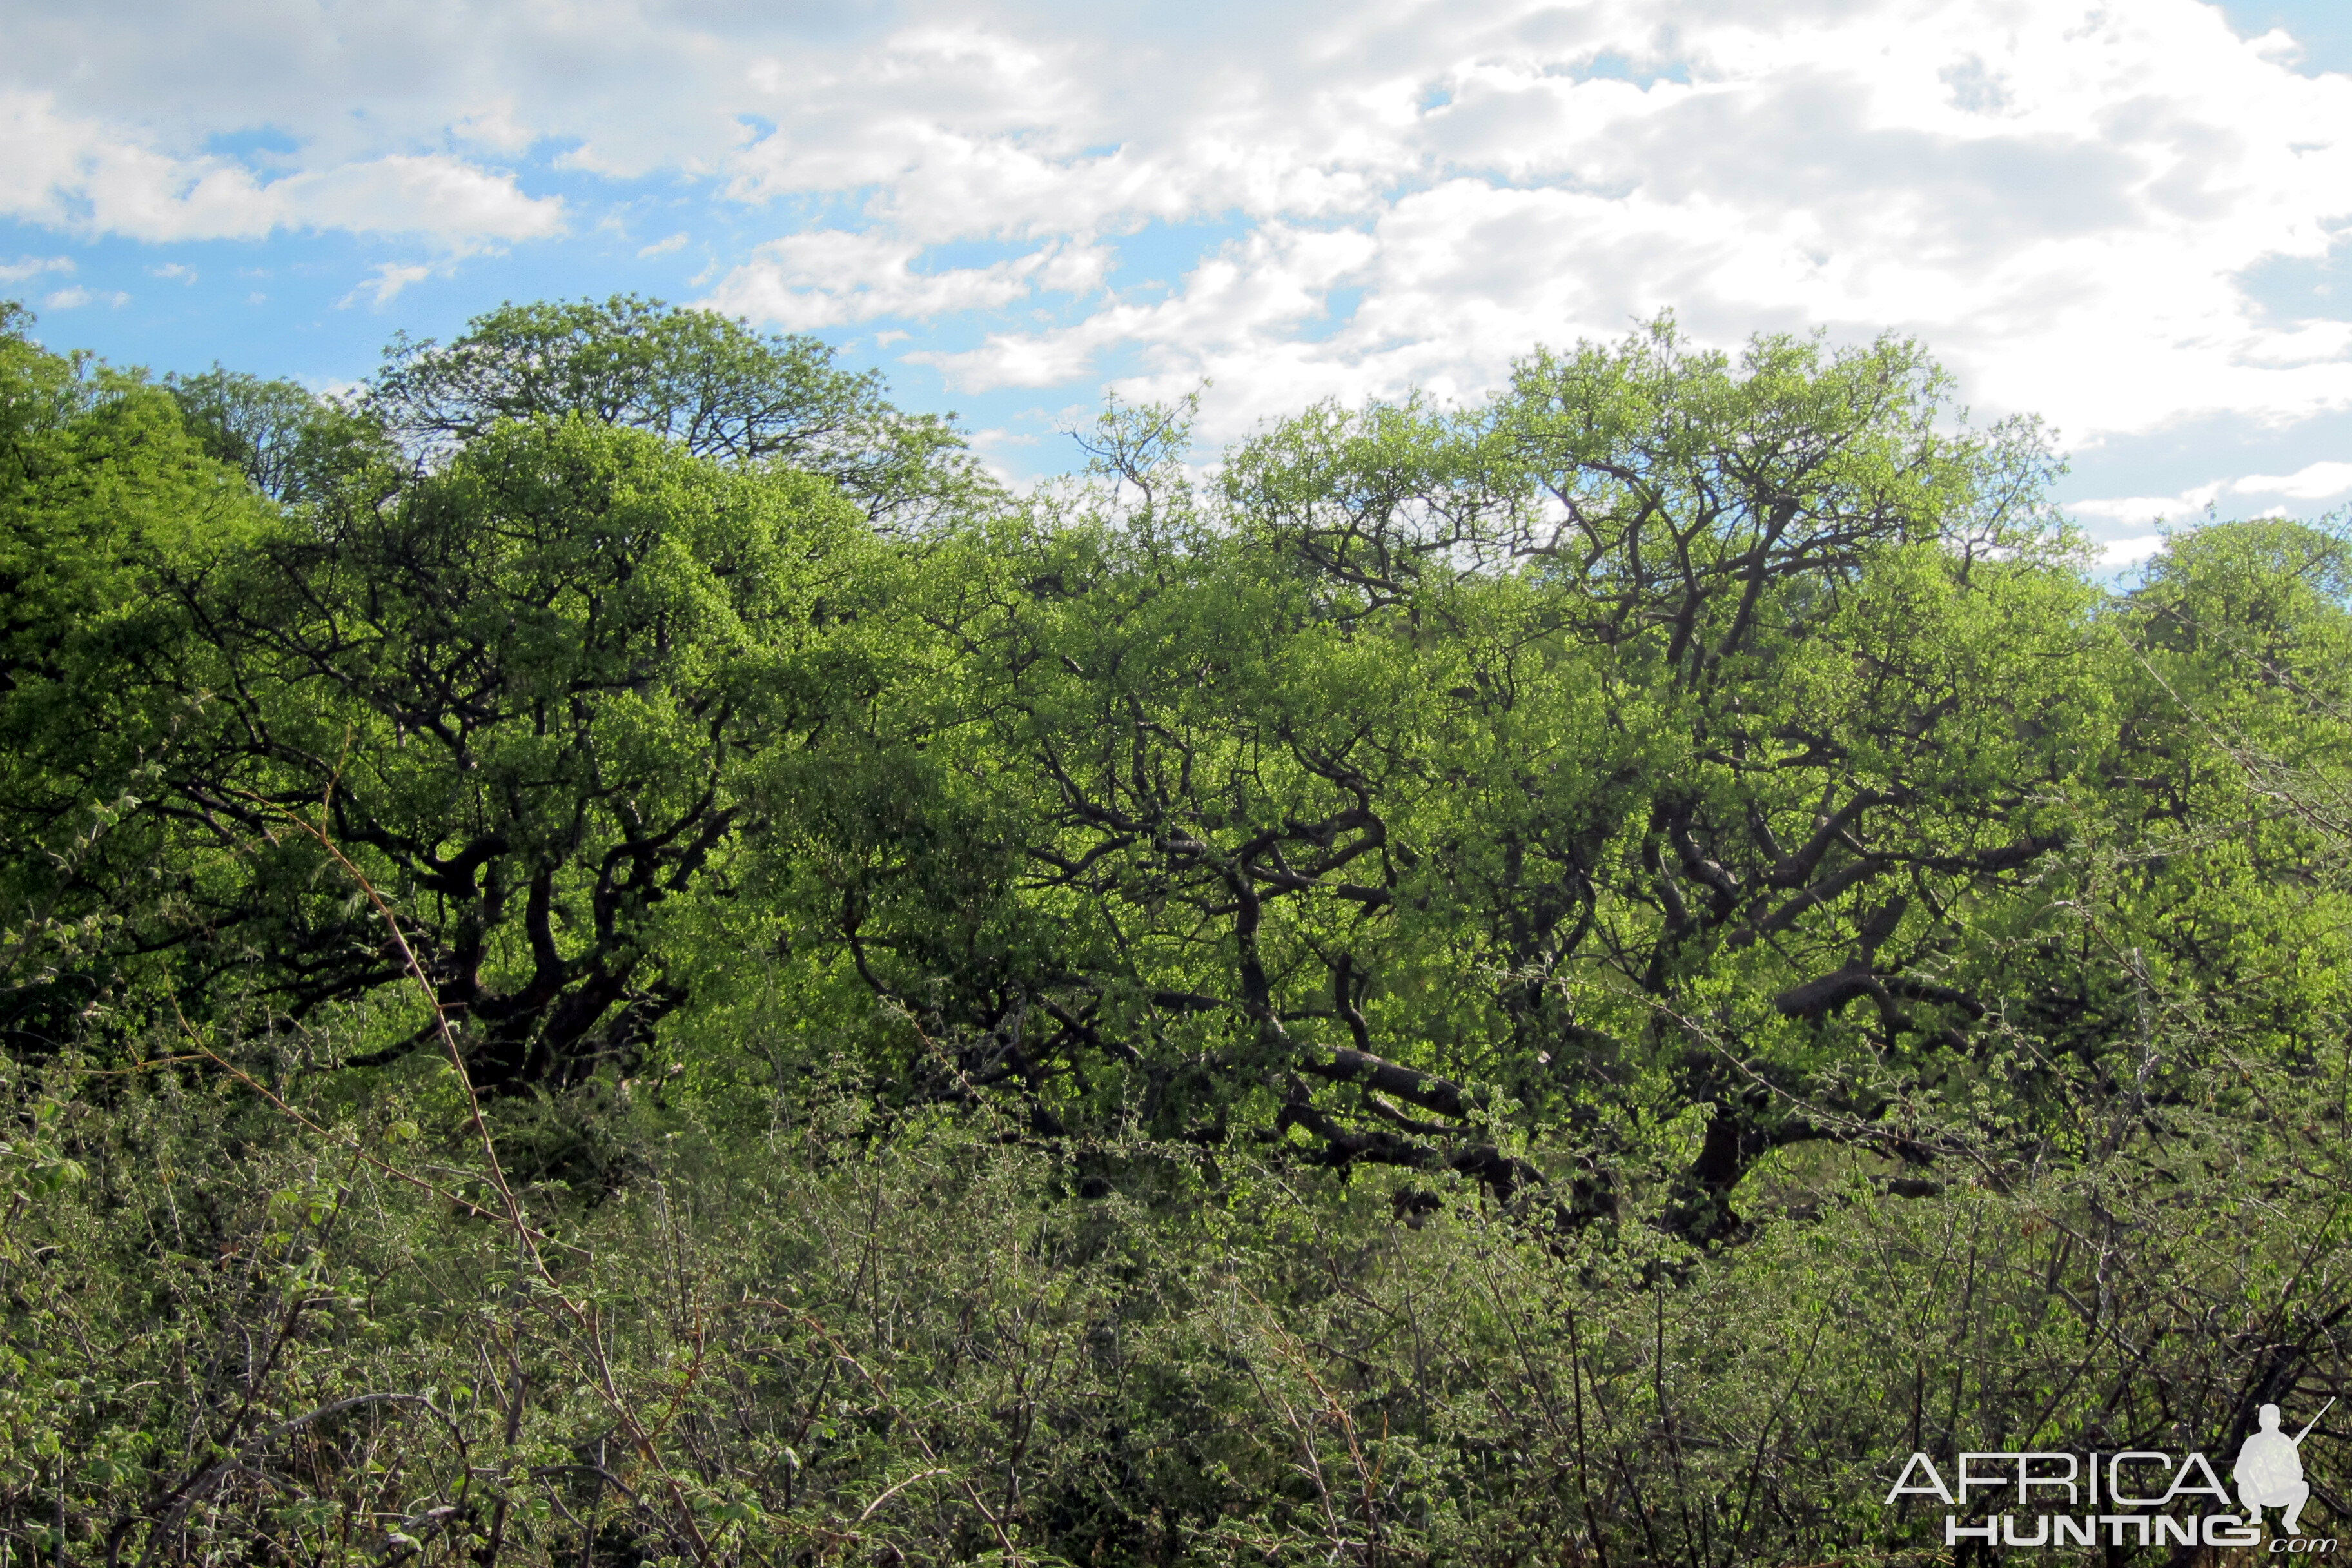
[4,0,2351,569]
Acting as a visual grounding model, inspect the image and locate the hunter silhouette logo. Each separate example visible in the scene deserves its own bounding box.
[1883,1402,2337,1551]
[2238,1400,2330,1536]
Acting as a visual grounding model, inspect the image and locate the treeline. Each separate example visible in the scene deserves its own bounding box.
[3,296,2350,1564]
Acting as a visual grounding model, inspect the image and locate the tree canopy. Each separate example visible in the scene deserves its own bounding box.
[6,293,2352,1565]
[369,295,989,523]
[4,295,2347,1220]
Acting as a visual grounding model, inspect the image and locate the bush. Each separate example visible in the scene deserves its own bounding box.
[5,1033,2346,1565]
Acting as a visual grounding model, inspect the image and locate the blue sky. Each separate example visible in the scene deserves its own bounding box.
[4,0,2349,567]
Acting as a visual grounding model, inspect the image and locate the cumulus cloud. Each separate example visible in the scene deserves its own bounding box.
[2068,490,2220,527]
[1440,26,2320,419]
[0,255,74,284]
[705,231,1109,331]
[42,286,130,309]
[282,155,564,244]
[2097,534,2173,570]
[2070,459,2352,531]
[342,262,436,307]
[2232,460,2352,500]
[5,0,2352,466]
[0,90,562,246]
[691,0,2352,446]
[906,224,1377,405]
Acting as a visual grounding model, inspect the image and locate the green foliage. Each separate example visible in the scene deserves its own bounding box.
[6,300,2352,1563]
[3,1044,2346,1565]
[150,415,885,1090]
[162,365,391,504]
[0,304,274,1060]
[368,294,992,524]
[799,323,2170,1239]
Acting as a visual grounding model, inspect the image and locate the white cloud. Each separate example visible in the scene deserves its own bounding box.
[2097,534,2171,569]
[2231,460,2352,500]
[2069,459,2352,531]
[453,101,536,155]
[280,155,564,244]
[149,260,197,283]
[341,262,436,308]
[705,231,1109,331]
[686,0,2352,446]
[638,231,689,257]
[41,286,130,309]
[6,0,2352,464]
[2068,493,2213,528]
[905,224,1377,404]
[0,255,73,284]
[0,90,562,246]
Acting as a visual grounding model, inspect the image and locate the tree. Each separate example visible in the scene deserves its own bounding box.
[808,324,2117,1225]
[163,366,387,505]
[366,295,988,525]
[2098,518,2352,1086]
[1460,325,2106,1227]
[6,300,977,1093]
[17,299,2347,1237]
[0,304,271,1059]
[137,415,888,1089]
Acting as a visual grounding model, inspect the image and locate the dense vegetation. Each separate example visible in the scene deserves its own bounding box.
[3,295,2349,1565]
